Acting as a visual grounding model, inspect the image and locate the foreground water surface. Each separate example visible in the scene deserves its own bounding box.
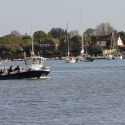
[0,59,125,125]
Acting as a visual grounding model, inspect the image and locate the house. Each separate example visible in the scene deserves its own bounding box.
[39,39,60,56]
[96,33,123,47]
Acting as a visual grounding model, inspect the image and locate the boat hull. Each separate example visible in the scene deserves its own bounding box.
[83,58,94,62]
[0,70,50,80]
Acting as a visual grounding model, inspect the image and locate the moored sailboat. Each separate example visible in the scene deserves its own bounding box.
[65,22,76,63]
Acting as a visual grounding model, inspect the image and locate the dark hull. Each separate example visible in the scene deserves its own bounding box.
[84,58,94,62]
[0,70,50,80]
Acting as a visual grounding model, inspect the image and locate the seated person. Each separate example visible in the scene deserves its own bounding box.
[8,66,13,72]
[14,65,20,71]
[2,67,8,73]
[0,67,3,73]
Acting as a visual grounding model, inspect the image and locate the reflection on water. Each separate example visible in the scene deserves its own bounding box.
[0,59,125,125]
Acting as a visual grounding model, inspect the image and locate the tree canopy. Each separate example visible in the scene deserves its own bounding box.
[95,23,114,35]
[48,28,67,38]
[34,30,53,43]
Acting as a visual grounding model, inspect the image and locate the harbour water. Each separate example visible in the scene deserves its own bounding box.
[0,59,125,125]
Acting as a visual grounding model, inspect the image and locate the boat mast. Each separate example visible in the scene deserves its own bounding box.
[67,22,69,56]
[31,17,34,56]
[81,5,84,55]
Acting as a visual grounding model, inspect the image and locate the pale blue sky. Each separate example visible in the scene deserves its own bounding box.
[0,0,125,37]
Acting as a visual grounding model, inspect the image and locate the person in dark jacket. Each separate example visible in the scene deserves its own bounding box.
[14,65,20,71]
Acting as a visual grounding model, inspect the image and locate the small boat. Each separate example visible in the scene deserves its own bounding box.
[105,54,113,60]
[65,56,76,63]
[0,20,50,80]
[83,57,94,62]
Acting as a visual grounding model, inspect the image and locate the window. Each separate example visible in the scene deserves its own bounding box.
[45,44,49,47]
[99,41,101,44]
[46,50,49,53]
[40,44,44,47]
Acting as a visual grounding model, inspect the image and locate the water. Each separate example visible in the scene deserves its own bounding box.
[0,59,125,125]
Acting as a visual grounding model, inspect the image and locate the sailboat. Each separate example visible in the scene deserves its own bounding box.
[65,22,76,63]
[79,9,94,62]
[77,8,85,62]
[0,19,50,80]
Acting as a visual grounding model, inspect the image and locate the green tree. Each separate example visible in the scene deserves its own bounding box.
[70,35,82,56]
[89,44,103,56]
[118,31,125,37]
[84,28,94,36]
[95,23,114,35]
[48,28,67,38]
[34,30,53,43]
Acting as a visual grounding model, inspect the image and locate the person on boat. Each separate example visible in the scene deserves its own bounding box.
[14,65,20,71]
[3,67,8,73]
[8,66,13,72]
[0,67,3,73]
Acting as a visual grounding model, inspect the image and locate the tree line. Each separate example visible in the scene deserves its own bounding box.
[0,23,125,59]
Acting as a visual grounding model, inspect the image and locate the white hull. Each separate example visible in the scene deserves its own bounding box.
[65,60,76,63]
[119,56,122,59]
[65,56,76,63]
[106,55,113,60]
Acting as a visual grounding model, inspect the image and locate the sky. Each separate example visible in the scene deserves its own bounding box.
[0,0,125,37]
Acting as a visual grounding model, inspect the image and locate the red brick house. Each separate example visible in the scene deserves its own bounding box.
[39,39,60,55]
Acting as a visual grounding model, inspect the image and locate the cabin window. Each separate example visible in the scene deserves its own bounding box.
[32,58,42,64]
[40,44,44,47]
[45,44,49,47]
[26,58,32,65]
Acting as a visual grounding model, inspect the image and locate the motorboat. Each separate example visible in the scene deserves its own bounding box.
[0,52,50,80]
[0,20,50,80]
[83,57,94,62]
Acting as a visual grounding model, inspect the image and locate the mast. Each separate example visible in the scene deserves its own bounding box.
[81,5,84,54]
[31,17,34,56]
[67,22,69,56]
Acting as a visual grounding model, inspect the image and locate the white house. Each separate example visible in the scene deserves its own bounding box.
[96,33,123,47]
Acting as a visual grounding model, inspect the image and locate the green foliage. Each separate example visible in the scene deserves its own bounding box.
[48,28,67,38]
[85,28,94,36]
[22,37,31,45]
[118,31,125,37]
[0,35,21,44]
[95,23,114,35]
[106,40,111,49]
[34,30,53,43]
[84,35,92,44]
[89,44,103,56]
[70,35,82,55]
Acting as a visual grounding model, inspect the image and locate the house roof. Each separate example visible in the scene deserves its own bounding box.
[52,39,60,44]
[42,39,60,45]
[96,33,119,41]
[120,37,125,44]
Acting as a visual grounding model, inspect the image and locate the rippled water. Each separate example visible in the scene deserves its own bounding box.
[0,59,125,125]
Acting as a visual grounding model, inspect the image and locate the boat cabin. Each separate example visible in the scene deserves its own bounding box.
[25,57,44,70]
